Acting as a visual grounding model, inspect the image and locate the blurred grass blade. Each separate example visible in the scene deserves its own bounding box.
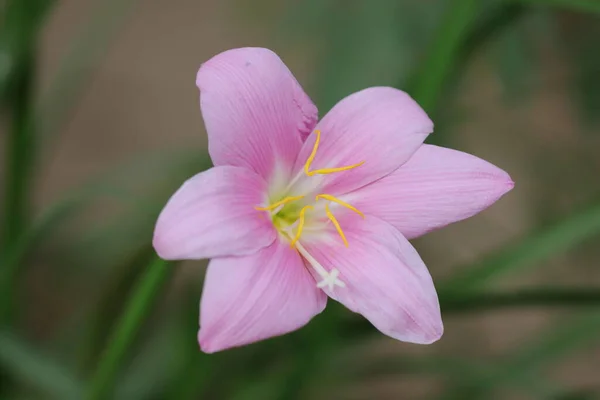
[459,3,526,65]
[441,201,600,292]
[512,0,600,14]
[114,316,183,400]
[1,0,57,251]
[77,246,159,372]
[0,331,82,399]
[2,52,35,251]
[0,0,55,100]
[87,257,172,400]
[407,0,478,114]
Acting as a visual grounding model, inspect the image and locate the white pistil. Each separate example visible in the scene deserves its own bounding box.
[295,241,346,290]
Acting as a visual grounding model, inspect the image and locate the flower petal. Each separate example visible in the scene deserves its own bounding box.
[302,215,442,344]
[198,240,327,353]
[346,144,514,239]
[153,166,276,260]
[292,87,432,196]
[197,47,318,182]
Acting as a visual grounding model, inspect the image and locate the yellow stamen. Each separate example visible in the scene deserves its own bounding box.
[255,195,304,211]
[325,204,348,247]
[304,130,365,176]
[304,130,321,176]
[290,205,313,248]
[315,194,365,218]
[309,161,365,176]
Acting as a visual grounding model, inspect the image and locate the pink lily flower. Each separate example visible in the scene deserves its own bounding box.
[153,48,513,353]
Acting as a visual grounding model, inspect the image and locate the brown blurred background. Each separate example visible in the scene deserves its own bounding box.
[2,0,600,399]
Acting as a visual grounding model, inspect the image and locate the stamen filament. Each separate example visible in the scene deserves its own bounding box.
[325,204,348,247]
[316,194,365,218]
[255,195,304,211]
[304,130,321,176]
[308,161,365,176]
[304,130,365,177]
[289,205,313,248]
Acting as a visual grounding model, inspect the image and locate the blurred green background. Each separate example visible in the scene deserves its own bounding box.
[1,0,600,399]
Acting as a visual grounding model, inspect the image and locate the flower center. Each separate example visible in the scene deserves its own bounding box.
[254,130,365,290]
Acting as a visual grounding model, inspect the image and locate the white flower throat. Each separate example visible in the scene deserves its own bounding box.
[254,130,365,290]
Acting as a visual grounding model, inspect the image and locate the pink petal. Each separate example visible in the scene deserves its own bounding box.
[153,166,276,260]
[346,144,514,239]
[302,215,442,344]
[198,240,327,353]
[292,87,432,196]
[197,48,318,183]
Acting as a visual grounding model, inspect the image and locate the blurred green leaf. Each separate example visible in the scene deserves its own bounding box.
[0,331,82,399]
[157,287,210,400]
[2,52,35,253]
[0,0,55,100]
[407,0,478,114]
[441,201,600,292]
[1,0,58,254]
[77,246,159,372]
[114,312,186,400]
[278,1,443,112]
[492,12,536,102]
[312,1,420,111]
[86,257,173,400]
[459,3,526,62]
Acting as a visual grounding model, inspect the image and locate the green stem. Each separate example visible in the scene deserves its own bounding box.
[86,258,172,400]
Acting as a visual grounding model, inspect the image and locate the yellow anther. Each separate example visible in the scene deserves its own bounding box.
[290,205,313,248]
[304,130,364,176]
[315,194,365,218]
[325,203,348,247]
[255,195,305,211]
